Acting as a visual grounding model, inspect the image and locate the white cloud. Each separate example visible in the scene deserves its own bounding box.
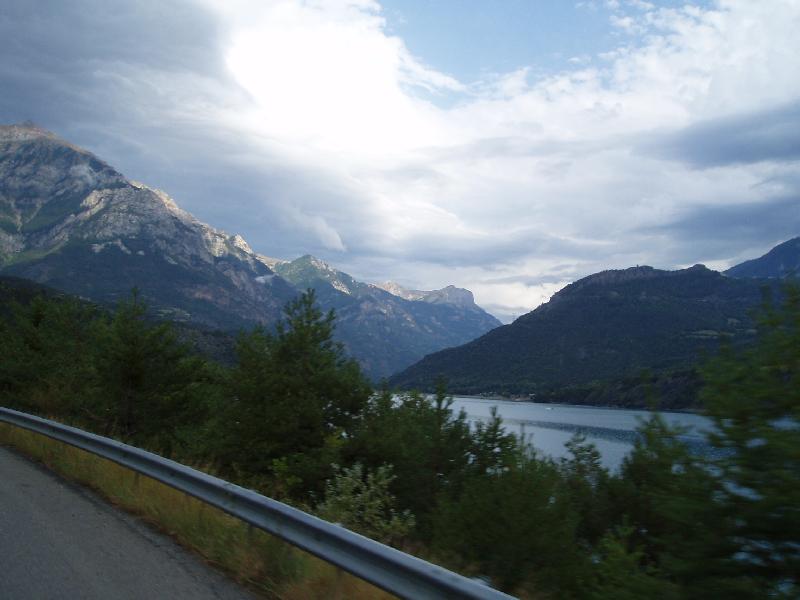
[610,14,642,34]
[192,0,800,320]
[208,0,457,158]
[6,0,798,322]
[287,208,347,251]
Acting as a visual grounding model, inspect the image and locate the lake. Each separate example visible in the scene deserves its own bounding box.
[450,396,713,471]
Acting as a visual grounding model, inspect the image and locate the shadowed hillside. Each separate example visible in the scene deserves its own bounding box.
[390,264,770,396]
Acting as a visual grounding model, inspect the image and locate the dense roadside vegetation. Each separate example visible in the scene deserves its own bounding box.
[1,277,797,598]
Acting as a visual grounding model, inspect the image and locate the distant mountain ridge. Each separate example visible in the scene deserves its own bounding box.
[272,255,501,378]
[376,281,425,301]
[391,235,800,398]
[0,123,500,380]
[725,236,800,279]
[272,255,379,298]
[7,123,792,391]
[376,281,479,309]
[389,263,770,398]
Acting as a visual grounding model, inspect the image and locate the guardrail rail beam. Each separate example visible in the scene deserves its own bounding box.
[0,407,515,600]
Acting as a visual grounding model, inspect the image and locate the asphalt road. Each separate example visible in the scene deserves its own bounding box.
[0,446,254,599]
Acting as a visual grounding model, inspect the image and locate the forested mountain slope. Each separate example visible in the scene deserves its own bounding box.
[272,255,501,378]
[390,264,769,394]
[726,236,800,279]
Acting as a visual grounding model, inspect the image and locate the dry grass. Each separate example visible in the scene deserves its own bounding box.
[0,422,396,600]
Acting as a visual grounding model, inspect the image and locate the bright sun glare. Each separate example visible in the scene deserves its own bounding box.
[225,2,446,158]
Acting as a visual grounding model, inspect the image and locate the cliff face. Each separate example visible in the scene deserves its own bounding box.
[272,256,502,380]
[377,281,482,309]
[0,123,296,328]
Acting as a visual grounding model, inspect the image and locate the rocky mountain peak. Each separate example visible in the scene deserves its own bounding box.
[272,258,500,378]
[726,236,800,279]
[377,281,479,309]
[132,183,193,220]
[0,125,301,328]
[0,122,59,142]
[303,254,336,273]
[565,266,659,290]
[422,285,476,308]
[553,264,716,300]
[377,281,426,301]
[256,254,288,270]
[273,255,365,296]
[230,234,253,254]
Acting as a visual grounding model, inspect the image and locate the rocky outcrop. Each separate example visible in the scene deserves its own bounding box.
[377,281,482,310]
[272,256,502,379]
[0,123,296,327]
[377,281,426,301]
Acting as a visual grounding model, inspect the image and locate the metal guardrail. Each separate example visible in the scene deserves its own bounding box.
[0,407,514,600]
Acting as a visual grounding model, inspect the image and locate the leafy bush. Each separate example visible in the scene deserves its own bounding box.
[315,463,415,547]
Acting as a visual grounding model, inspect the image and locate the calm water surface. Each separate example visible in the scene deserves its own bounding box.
[450,396,713,471]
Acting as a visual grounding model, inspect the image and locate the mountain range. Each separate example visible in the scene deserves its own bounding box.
[267,255,501,378]
[389,243,798,402]
[3,122,797,402]
[724,236,800,279]
[0,123,500,380]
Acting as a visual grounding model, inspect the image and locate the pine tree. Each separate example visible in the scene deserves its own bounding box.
[216,289,371,497]
[0,295,98,417]
[698,284,800,597]
[613,284,800,598]
[92,290,210,447]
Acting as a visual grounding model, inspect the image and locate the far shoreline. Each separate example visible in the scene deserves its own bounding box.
[415,392,704,415]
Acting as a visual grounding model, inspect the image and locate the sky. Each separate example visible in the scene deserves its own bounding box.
[1,0,799,322]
